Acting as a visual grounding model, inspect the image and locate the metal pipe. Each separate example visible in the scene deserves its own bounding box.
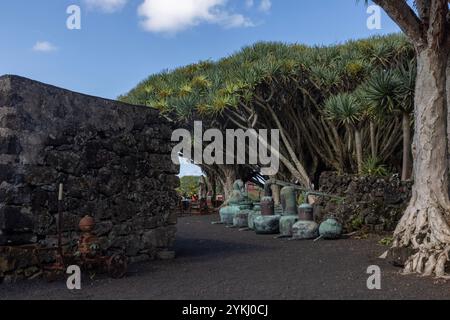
[264,179,344,203]
[57,183,63,254]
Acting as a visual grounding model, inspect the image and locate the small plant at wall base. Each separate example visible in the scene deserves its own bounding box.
[379,237,394,247]
[351,216,364,230]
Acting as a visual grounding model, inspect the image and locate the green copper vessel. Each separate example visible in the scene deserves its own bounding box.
[319,216,342,239]
[253,215,281,234]
[219,205,241,225]
[292,220,319,240]
[219,179,252,225]
[248,203,262,230]
[279,186,299,236]
[233,209,253,228]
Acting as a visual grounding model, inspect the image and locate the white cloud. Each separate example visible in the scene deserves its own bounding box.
[221,13,253,28]
[245,0,254,8]
[84,0,128,13]
[138,0,254,34]
[259,0,271,12]
[178,157,203,177]
[32,41,58,53]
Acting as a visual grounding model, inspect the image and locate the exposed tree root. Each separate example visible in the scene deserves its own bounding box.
[392,203,450,279]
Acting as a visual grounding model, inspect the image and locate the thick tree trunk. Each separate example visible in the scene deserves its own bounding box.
[221,166,237,200]
[370,121,377,159]
[266,105,312,187]
[271,184,281,205]
[209,175,217,206]
[447,55,450,168]
[354,128,363,173]
[401,112,411,181]
[392,47,450,277]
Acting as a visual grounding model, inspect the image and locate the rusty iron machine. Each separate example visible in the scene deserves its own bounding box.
[43,184,128,279]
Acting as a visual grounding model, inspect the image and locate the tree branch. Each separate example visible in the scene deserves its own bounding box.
[427,0,449,49]
[373,0,425,46]
[415,0,431,24]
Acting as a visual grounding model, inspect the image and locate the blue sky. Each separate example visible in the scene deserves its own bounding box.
[0,0,401,176]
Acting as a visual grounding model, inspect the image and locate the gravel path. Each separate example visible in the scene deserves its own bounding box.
[1,214,450,300]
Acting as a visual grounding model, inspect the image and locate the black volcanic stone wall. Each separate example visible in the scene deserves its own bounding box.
[315,172,412,233]
[0,75,179,281]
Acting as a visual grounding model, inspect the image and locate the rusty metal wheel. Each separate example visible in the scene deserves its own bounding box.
[106,254,128,279]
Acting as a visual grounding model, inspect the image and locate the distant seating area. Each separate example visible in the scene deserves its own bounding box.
[178,198,223,217]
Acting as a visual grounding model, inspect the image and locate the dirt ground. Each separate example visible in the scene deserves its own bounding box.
[1,214,450,300]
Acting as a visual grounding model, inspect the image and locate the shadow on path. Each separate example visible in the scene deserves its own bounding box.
[175,236,274,261]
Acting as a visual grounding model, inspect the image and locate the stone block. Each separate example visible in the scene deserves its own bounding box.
[0,135,21,154]
[0,205,34,232]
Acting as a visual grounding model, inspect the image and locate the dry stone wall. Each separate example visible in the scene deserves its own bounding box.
[315,172,413,233]
[0,75,180,281]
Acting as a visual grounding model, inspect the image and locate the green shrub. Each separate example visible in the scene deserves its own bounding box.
[361,157,389,177]
[351,216,364,230]
[379,236,393,246]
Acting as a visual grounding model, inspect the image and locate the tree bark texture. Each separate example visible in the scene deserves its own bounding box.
[401,112,412,181]
[393,47,450,277]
